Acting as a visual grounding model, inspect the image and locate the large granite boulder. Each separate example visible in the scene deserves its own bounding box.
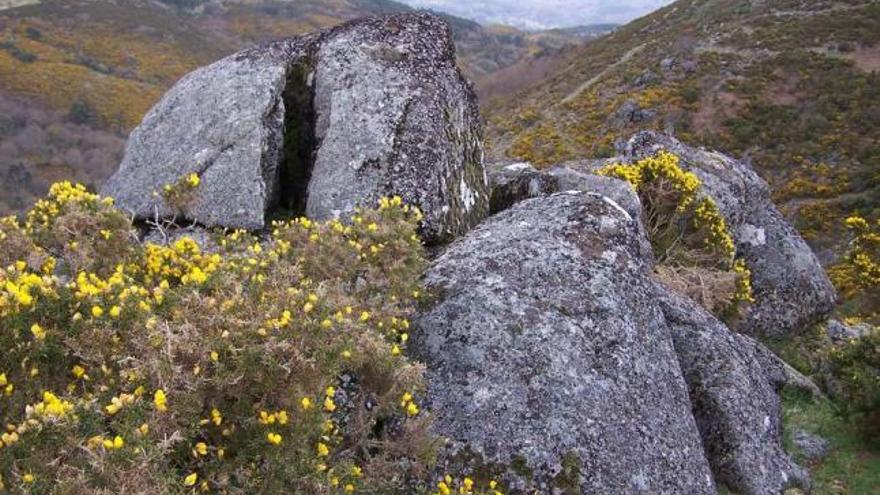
[412,191,716,493]
[622,131,837,337]
[307,15,488,243]
[103,14,488,242]
[101,38,316,230]
[660,291,809,494]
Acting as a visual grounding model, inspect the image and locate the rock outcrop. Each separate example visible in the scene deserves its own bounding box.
[103,14,488,243]
[102,38,314,230]
[622,131,837,338]
[488,162,652,260]
[412,192,716,493]
[100,13,826,492]
[415,183,811,492]
[488,132,837,338]
[660,291,809,494]
[307,15,487,242]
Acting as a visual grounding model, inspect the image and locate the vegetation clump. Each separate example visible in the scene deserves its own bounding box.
[0,182,505,494]
[818,215,880,439]
[599,151,753,319]
[821,324,880,441]
[831,215,880,319]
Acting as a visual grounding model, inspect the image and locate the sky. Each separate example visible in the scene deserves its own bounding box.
[398,0,674,30]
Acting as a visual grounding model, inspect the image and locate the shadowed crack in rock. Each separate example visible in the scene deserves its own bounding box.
[274,58,318,218]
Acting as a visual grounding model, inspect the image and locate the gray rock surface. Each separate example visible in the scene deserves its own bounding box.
[488,162,652,260]
[412,192,715,493]
[103,14,488,241]
[826,318,873,343]
[791,430,830,463]
[102,38,315,230]
[487,162,557,213]
[307,14,488,243]
[660,291,810,494]
[622,131,837,338]
[612,99,656,127]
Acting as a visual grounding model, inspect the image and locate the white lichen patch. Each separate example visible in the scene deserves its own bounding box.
[459,177,476,211]
[601,195,633,222]
[504,162,534,172]
[601,250,619,264]
[739,223,766,247]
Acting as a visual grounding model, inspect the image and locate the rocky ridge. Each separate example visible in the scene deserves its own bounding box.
[101,12,837,494]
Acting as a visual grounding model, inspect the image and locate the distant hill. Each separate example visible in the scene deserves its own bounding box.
[485,0,880,261]
[0,0,583,214]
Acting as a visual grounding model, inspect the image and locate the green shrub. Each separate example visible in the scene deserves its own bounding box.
[0,183,509,494]
[830,215,880,321]
[821,326,880,442]
[599,151,754,319]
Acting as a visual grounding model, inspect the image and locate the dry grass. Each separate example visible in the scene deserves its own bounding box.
[654,264,738,316]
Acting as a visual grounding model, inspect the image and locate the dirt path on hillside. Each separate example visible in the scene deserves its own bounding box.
[560,43,646,105]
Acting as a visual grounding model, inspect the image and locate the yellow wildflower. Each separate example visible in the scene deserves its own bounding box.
[154,389,168,412]
[316,442,330,457]
[30,323,46,341]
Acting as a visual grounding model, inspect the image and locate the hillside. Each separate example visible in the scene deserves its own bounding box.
[485,0,880,262]
[0,0,583,215]
[1,14,876,492]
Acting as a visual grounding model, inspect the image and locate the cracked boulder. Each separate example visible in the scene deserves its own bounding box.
[103,14,488,242]
[101,37,317,230]
[307,14,487,243]
[660,290,809,495]
[621,131,836,338]
[412,192,715,493]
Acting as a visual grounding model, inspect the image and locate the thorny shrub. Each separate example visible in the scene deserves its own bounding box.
[599,151,754,319]
[830,215,880,321]
[162,173,202,216]
[825,216,880,440]
[0,182,504,495]
[821,323,880,442]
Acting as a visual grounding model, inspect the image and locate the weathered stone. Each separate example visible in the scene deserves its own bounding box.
[103,14,488,242]
[102,37,316,230]
[488,162,652,260]
[612,99,655,127]
[659,291,810,495]
[412,192,715,493]
[826,318,873,343]
[791,430,830,463]
[487,162,557,213]
[623,131,837,338]
[307,14,488,243]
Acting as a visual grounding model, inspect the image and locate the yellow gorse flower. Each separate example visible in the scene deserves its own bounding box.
[30,323,46,341]
[153,389,168,412]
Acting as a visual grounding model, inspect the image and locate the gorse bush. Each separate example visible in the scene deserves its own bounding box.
[0,182,506,494]
[821,324,880,442]
[823,216,880,440]
[599,151,754,318]
[830,215,880,320]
